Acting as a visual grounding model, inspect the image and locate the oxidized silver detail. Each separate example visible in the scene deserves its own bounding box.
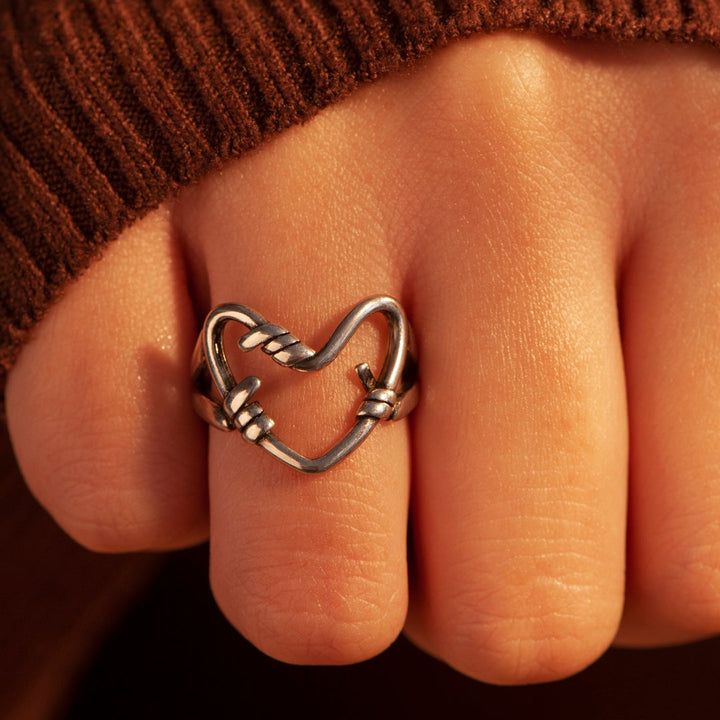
[192,296,418,473]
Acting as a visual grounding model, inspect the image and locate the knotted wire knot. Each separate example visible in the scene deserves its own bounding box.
[239,323,314,367]
[357,388,398,420]
[219,375,274,442]
[235,402,275,442]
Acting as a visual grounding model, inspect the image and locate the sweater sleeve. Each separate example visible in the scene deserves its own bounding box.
[1,0,719,400]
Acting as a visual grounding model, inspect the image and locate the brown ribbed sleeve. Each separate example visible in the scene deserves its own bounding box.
[1,0,719,398]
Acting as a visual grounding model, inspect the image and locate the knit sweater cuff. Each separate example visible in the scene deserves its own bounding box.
[1,0,719,396]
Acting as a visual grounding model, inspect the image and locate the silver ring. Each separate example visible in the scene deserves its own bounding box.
[192,296,418,473]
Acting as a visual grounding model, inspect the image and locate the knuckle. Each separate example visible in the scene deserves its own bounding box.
[438,582,619,685]
[653,529,720,634]
[426,34,560,125]
[406,36,564,170]
[484,38,562,126]
[677,566,720,631]
[211,548,405,665]
[31,436,202,553]
[59,492,152,553]
[47,466,147,552]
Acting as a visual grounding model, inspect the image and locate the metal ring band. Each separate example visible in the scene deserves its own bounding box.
[192,296,418,473]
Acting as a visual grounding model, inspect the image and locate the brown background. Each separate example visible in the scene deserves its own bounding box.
[2,424,719,720]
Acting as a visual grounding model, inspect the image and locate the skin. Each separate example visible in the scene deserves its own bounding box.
[6,33,720,684]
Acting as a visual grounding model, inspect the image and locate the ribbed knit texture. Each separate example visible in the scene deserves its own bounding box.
[1,0,719,398]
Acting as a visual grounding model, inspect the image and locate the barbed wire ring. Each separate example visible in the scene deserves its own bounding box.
[191,296,418,473]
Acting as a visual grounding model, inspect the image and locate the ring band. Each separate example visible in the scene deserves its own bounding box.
[192,296,418,473]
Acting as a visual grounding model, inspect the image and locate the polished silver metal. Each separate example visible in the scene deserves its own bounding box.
[192,296,418,473]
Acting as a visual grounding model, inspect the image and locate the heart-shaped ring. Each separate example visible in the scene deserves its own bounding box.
[192,296,418,473]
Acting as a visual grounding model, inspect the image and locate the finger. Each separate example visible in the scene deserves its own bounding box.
[405,213,627,684]
[5,207,208,551]
[617,154,720,645]
[390,41,631,676]
[178,129,412,664]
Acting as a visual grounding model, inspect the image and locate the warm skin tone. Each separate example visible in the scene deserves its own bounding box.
[6,33,720,684]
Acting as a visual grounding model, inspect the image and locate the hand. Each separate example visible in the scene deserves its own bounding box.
[6,33,720,684]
